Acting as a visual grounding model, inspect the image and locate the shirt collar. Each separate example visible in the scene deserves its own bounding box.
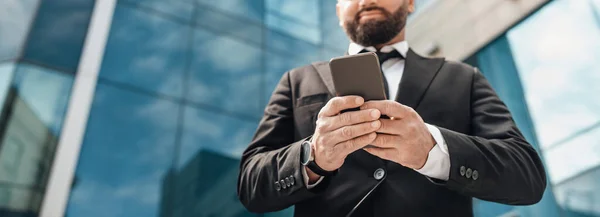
[348,41,409,57]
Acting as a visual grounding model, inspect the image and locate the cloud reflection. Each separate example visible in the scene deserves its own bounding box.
[508,0,600,148]
[0,0,38,61]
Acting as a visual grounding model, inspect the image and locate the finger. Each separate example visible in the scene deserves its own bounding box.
[370,133,400,148]
[335,132,377,157]
[360,100,410,119]
[375,118,404,135]
[327,120,380,145]
[319,96,364,118]
[363,146,394,161]
[324,109,380,132]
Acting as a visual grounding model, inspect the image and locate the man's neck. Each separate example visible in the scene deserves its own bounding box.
[374,29,406,50]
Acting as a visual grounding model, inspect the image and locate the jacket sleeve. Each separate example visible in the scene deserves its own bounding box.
[436,68,547,205]
[237,71,327,213]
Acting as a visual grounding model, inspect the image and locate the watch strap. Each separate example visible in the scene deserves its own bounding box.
[307,160,338,177]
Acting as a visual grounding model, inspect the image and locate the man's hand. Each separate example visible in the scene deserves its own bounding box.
[307,96,381,181]
[360,100,435,170]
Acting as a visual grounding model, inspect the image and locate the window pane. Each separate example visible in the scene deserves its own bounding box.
[320,0,350,52]
[0,186,43,217]
[65,83,179,217]
[177,107,257,169]
[120,0,194,23]
[169,106,258,216]
[0,63,73,216]
[100,5,190,98]
[507,0,600,148]
[321,48,344,63]
[22,0,95,73]
[0,63,16,111]
[197,0,264,23]
[266,0,320,44]
[554,165,600,216]
[409,0,439,18]
[266,0,319,26]
[195,6,262,46]
[545,126,600,184]
[188,30,263,118]
[267,29,321,62]
[0,0,39,61]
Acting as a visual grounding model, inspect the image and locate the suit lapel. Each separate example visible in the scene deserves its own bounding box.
[312,62,336,96]
[394,49,445,109]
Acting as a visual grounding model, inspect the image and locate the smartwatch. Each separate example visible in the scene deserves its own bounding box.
[300,139,338,176]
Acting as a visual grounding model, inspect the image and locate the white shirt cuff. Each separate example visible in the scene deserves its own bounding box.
[415,123,451,181]
[302,166,324,189]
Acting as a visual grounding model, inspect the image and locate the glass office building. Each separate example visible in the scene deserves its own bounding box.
[0,0,598,217]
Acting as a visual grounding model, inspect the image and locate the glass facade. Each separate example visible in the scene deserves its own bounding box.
[0,0,94,216]
[64,1,348,217]
[468,0,600,216]
[509,0,600,216]
[1,0,599,216]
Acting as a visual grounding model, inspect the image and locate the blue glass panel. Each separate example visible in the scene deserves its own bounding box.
[0,63,73,217]
[65,83,179,217]
[196,0,265,23]
[0,63,16,109]
[188,29,263,118]
[177,107,257,169]
[11,64,74,133]
[545,126,600,185]
[267,29,321,62]
[195,5,263,46]
[266,14,321,45]
[100,5,190,98]
[266,0,321,44]
[554,164,600,217]
[168,106,258,217]
[22,0,95,73]
[473,200,513,217]
[409,0,439,19]
[507,0,600,149]
[266,0,319,26]
[475,34,563,217]
[320,0,350,52]
[321,48,345,62]
[120,0,194,23]
[0,0,39,61]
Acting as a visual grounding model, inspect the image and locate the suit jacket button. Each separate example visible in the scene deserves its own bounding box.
[275,181,281,191]
[374,168,386,180]
[472,170,479,180]
[281,179,287,189]
[466,168,473,179]
[289,175,295,185]
[460,166,466,176]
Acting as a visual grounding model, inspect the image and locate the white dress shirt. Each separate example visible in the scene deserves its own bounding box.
[304,41,451,188]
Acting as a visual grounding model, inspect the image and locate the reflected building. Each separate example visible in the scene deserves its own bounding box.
[0,0,599,217]
[0,87,58,217]
[159,150,252,217]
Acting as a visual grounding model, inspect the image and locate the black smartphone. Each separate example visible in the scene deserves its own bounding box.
[329,52,387,101]
[329,52,388,116]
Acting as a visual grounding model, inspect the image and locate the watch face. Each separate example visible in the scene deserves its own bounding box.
[300,141,311,165]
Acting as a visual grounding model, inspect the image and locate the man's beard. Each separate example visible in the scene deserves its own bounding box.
[344,4,408,47]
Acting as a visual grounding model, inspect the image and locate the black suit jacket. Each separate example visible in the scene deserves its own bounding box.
[237,49,547,217]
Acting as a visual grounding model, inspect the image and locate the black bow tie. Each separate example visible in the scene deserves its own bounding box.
[360,49,404,65]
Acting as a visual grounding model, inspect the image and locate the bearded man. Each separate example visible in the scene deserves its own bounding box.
[237,0,547,216]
